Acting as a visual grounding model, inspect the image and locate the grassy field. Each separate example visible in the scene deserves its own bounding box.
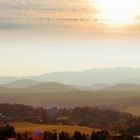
[11,122,96,135]
[126,107,140,116]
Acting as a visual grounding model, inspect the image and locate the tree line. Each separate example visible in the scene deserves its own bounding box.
[0,103,140,135]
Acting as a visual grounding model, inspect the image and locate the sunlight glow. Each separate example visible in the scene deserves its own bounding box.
[92,0,139,27]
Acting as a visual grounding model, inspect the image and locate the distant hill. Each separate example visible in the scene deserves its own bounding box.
[0,81,140,107]
[32,67,140,85]
[120,78,140,84]
[0,77,21,85]
[103,83,140,91]
[0,86,19,93]
[0,89,139,108]
[1,79,140,94]
[24,82,76,93]
[3,79,41,88]
[0,82,76,93]
[1,67,140,86]
[76,83,111,91]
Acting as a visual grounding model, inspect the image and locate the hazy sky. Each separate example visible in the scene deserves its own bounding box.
[0,0,140,76]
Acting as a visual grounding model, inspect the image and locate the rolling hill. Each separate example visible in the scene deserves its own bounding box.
[24,82,76,93]
[103,83,140,91]
[3,79,41,88]
[1,79,140,93]
[32,67,140,85]
[0,81,76,93]
[76,83,111,91]
[1,67,140,86]
[0,77,21,85]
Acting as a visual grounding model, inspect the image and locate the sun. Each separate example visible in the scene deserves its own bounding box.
[92,0,139,27]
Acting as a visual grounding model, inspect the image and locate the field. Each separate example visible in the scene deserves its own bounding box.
[126,107,140,116]
[11,122,96,135]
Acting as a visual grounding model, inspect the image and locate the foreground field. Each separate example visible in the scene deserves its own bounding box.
[11,122,95,135]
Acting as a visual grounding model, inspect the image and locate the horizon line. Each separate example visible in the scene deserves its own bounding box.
[1,66,140,77]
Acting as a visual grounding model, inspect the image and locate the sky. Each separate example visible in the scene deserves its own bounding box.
[0,0,140,76]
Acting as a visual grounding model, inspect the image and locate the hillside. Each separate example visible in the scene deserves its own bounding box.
[0,82,75,93]
[0,103,134,131]
[1,68,140,86]
[76,83,111,91]
[0,90,139,108]
[3,79,41,88]
[33,67,140,85]
[1,80,140,92]
[24,82,76,93]
[0,77,20,85]
[102,84,140,92]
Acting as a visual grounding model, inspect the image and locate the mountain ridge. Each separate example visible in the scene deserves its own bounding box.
[0,81,76,93]
[1,67,140,86]
[3,79,41,88]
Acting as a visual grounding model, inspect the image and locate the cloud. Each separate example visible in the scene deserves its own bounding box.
[0,22,30,30]
[0,0,139,33]
[0,0,96,31]
[0,0,88,10]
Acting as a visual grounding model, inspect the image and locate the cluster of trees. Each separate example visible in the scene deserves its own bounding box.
[0,125,139,140]
[56,107,132,129]
[0,104,133,125]
[0,103,140,135]
[0,103,47,118]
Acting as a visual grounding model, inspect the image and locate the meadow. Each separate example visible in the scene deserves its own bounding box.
[11,122,95,135]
